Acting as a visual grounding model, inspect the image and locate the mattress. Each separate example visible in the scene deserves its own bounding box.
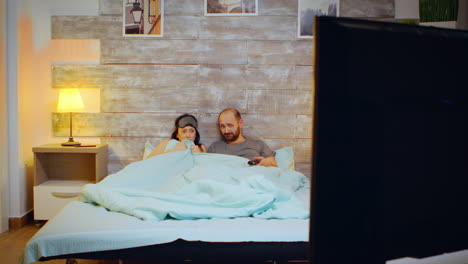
[22,197,309,264]
[22,150,311,264]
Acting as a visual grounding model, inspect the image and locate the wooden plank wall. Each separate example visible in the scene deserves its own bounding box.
[52,0,394,176]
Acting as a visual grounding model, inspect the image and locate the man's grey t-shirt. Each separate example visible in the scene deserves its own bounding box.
[207,138,275,159]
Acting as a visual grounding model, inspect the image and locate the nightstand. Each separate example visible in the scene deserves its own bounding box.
[32,144,108,220]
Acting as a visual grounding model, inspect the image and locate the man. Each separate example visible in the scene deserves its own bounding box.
[208,108,277,167]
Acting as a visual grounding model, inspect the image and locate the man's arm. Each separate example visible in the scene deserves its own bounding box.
[255,140,277,167]
[207,142,215,153]
[254,156,277,167]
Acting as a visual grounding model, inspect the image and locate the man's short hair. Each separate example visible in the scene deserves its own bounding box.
[219,108,242,121]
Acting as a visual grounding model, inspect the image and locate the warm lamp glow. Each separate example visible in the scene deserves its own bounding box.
[57,89,84,146]
[57,89,84,113]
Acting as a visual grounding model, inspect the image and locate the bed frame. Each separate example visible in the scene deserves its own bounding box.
[40,239,309,263]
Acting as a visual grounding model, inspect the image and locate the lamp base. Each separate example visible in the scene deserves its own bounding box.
[61,137,81,146]
[61,142,81,146]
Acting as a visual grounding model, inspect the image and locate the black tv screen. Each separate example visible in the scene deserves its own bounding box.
[310,16,468,264]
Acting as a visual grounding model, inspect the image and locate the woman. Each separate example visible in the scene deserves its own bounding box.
[146,114,207,159]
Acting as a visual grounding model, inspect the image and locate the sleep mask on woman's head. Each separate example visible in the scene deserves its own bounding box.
[177,115,198,128]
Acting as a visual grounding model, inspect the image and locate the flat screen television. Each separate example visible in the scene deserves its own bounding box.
[310,16,468,264]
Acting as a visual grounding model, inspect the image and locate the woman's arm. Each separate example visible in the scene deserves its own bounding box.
[145,139,187,159]
[191,144,207,153]
[199,144,207,153]
[145,139,170,159]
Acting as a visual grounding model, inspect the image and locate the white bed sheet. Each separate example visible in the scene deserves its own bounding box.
[22,199,309,264]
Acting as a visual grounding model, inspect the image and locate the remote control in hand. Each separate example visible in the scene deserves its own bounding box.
[248,160,259,166]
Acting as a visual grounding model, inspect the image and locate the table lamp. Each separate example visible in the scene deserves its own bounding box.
[57,88,84,146]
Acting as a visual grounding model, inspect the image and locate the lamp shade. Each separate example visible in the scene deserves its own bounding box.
[57,89,84,113]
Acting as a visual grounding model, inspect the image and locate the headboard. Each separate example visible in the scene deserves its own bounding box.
[51,0,394,177]
[51,1,313,176]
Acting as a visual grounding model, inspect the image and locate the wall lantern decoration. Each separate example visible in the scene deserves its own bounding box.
[130,1,143,24]
[123,0,164,37]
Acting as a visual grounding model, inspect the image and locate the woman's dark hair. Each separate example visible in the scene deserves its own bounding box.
[171,114,201,145]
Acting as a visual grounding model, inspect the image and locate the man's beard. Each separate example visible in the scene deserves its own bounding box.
[223,127,240,142]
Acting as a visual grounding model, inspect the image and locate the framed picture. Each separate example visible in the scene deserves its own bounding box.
[123,0,164,37]
[205,0,258,16]
[419,0,458,22]
[298,0,339,38]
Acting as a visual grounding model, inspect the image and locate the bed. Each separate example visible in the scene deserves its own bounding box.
[21,144,310,264]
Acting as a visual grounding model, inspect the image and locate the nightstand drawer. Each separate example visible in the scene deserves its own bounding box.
[33,180,88,220]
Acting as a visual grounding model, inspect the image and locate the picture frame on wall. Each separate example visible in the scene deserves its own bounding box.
[298,0,339,38]
[205,0,258,16]
[123,0,164,37]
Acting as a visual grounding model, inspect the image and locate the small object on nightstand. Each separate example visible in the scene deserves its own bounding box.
[75,144,97,147]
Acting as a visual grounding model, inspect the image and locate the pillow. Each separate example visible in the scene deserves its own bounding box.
[274,146,295,170]
[142,140,155,159]
[142,141,295,170]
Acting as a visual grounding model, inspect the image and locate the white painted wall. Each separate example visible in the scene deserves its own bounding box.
[6,0,19,226]
[395,0,419,19]
[7,0,99,222]
[30,0,99,51]
[0,0,9,233]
